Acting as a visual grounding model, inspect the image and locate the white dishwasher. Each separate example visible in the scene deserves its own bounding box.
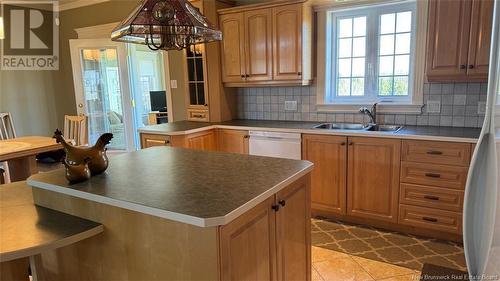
[248,131,302,160]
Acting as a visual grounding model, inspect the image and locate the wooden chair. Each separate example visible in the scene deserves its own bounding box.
[0,112,16,140]
[64,115,88,146]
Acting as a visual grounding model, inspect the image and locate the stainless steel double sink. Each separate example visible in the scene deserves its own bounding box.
[312,123,403,132]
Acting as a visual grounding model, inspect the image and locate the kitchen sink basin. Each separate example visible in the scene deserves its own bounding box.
[365,125,403,132]
[312,123,403,133]
[313,123,368,130]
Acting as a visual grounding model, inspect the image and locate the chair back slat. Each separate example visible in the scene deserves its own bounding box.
[63,115,88,146]
[0,113,17,140]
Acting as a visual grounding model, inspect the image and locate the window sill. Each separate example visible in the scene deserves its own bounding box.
[316,103,424,114]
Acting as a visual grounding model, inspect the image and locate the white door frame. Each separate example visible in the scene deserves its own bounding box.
[69,38,135,151]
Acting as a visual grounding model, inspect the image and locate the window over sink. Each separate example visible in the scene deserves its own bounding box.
[316,0,427,113]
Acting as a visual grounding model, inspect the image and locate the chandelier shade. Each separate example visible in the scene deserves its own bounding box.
[111,0,222,51]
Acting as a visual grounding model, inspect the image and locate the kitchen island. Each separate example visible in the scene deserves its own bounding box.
[27,147,313,281]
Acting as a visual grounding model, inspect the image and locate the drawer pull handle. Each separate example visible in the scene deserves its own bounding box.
[424,195,440,201]
[427,150,443,155]
[425,173,441,178]
[422,217,438,223]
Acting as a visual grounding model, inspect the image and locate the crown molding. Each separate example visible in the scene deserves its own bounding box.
[58,0,110,11]
[74,22,119,39]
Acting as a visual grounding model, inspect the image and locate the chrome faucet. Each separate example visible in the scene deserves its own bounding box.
[359,103,378,125]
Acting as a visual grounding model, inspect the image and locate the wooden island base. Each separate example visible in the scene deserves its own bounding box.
[31,175,311,281]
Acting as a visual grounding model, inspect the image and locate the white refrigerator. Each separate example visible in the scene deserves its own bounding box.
[463,0,500,279]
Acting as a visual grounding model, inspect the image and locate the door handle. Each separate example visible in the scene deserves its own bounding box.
[271,204,280,212]
[278,200,286,207]
[78,103,84,108]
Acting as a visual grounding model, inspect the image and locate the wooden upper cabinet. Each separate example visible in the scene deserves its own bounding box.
[244,8,273,81]
[467,0,494,77]
[303,134,347,216]
[272,4,302,81]
[218,0,312,87]
[426,0,471,80]
[426,0,493,82]
[219,13,246,83]
[217,129,249,154]
[347,137,401,223]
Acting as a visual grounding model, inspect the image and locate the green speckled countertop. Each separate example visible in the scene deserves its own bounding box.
[28,147,313,227]
[138,120,481,143]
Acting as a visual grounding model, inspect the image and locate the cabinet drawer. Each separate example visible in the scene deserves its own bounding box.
[399,204,462,234]
[402,140,471,166]
[400,162,468,190]
[400,183,464,212]
[187,109,209,122]
[140,134,171,149]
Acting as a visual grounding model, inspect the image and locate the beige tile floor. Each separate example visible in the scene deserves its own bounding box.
[312,246,421,281]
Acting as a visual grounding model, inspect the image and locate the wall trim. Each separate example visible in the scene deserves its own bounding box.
[74,22,119,39]
[58,0,111,11]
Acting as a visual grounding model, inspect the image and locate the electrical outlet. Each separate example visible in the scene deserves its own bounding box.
[478,101,487,115]
[170,80,178,89]
[284,101,298,111]
[426,100,441,113]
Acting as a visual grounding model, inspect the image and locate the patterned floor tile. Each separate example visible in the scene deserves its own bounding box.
[312,246,349,263]
[311,218,467,272]
[352,256,416,280]
[314,257,374,281]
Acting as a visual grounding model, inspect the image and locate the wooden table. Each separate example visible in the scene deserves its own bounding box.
[0,137,61,182]
[0,182,103,281]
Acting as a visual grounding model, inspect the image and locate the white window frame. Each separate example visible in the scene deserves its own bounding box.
[316,0,428,114]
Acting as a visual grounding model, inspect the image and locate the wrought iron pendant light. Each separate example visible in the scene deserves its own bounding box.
[111,0,222,51]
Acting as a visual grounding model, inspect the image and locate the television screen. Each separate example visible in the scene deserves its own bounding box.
[150,91,167,112]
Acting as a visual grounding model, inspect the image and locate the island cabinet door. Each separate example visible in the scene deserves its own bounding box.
[219,196,277,281]
[347,137,401,223]
[302,134,347,216]
[217,129,249,154]
[275,176,311,281]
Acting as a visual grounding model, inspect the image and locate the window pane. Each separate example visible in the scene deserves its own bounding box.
[379,56,394,76]
[394,55,410,75]
[338,58,352,77]
[352,58,365,77]
[338,38,352,58]
[396,11,412,33]
[339,18,353,37]
[353,17,366,36]
[394,76,409,96]
[338,78,351,96]
[380,34,395,55]
[352,37,366,57]
[380,13,395,34]
[352,78,364,96]
[395,33,411,54]
[379,77,393,96]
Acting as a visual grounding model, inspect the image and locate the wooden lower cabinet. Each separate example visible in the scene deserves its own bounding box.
[219,176,311,281]
[185,130,217,151]
[347,137,401,223]
[217,129,249,154]
[302,134,347,215]
[140,133,171,148]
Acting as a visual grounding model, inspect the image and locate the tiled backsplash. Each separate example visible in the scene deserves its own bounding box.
[236,82,488,128]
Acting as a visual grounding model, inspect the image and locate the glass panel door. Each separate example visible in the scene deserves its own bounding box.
[80,48,127,150]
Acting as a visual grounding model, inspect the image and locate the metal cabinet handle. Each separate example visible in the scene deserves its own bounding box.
[460,65,466,69]
[425,173,441,178]
[348,142,354,146]
[298,72,302,76]
[424,195,440,201]
[469,65,474,69]
[340,142,346,146]
[244,135,250,139]
[278,200,286,207]
[426,150,443,155]
[165,140,171,145]
[241,75,245,78]
[271,204,280,212]
[422,217,438,223]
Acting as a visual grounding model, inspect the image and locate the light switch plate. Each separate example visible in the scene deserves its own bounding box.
[285,101,298,111]
[427,100,441,113]
[170,80,178,89]
[478,101,487,115]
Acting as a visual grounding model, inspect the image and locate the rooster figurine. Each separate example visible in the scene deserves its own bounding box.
[54,129,113,176]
